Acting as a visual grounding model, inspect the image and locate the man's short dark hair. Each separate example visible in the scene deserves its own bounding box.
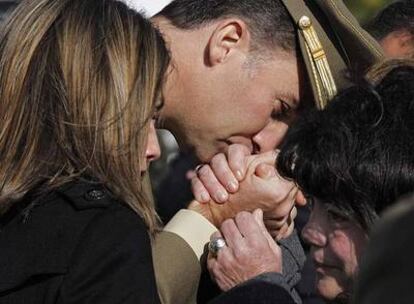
[365,0,414,41]
[157,0,296,53]
[277,62,414,230]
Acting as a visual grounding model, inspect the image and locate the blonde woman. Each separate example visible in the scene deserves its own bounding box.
[0,0,169,303]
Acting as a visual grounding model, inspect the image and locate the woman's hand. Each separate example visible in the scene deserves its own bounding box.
[207,209,283,291]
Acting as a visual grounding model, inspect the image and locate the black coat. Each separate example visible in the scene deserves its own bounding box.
[0,180,161,304]
[209,273,297,304]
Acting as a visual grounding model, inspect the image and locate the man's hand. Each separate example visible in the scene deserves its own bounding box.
[264,206,298,240]
[191,145,251,203]
[207,210,282,291]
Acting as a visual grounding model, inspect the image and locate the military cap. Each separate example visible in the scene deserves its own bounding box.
[280,0,384,109]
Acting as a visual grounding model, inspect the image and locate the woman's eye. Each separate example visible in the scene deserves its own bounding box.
[152,97,164,124]
[327,210,348,223]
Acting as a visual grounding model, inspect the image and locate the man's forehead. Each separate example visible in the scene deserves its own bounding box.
[269,55,314,111]
[267,52,302,104]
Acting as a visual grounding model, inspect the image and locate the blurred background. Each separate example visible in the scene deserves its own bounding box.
[344,0,394,24]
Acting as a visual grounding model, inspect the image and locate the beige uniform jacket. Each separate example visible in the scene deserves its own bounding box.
[153,210,216,304]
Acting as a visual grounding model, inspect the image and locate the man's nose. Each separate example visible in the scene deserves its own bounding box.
[145,121,161,162]
[252,122,289,153]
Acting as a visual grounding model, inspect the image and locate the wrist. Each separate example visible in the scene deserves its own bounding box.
[188,200,231,227]
[188,200,215,225]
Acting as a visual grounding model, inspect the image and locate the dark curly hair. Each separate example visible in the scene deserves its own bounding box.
[277,61,414,230]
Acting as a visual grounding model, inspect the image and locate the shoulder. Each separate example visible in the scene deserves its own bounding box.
[55,182,159,303]
[51,180,151,260]
[0,180,151,295]
[46,179,148,237]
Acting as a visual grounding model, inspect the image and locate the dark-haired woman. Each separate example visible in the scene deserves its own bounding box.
[207,59,414,304]
[0,0,169,303]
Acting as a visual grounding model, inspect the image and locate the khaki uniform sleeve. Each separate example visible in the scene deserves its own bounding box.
[152,210,218,304]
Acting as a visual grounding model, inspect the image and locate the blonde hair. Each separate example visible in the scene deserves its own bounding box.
[0,0,170,232]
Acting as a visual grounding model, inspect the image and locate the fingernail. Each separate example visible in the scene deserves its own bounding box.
[216,191,228,203]
[236,170,243,181]
[200,192,209,202]
[227,181,238,192]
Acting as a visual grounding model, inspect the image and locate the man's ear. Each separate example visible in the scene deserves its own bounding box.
[207,19,251,66]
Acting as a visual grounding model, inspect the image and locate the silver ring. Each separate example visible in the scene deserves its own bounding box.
[195,164,204,174]
[208,237,227,256]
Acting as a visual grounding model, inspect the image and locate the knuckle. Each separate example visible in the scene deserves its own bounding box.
[207,257,215,269]
[192,179,205,192]
[190,177,200,188]
[233,247,248,263]
[217,247,232,263]
[211,153,226,167]
[212,164,228,179]
[249,235,266,248]
[191,179,207,197]
[229,153,243,167]
[230,148,247,163]
[221,218,234,231]
[247,239,261,250]
[211,263,221,276]
[236,211,251,223]
[197,165,211,179]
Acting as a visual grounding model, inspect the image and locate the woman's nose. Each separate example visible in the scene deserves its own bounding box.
[145,121,161,163]
[301,219,327,248]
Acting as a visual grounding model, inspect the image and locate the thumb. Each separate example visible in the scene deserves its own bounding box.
[253,209,264,228]
[296,190,307,206]
[253,209,271,237]
[255,163,277,180]
[254,209,282,256]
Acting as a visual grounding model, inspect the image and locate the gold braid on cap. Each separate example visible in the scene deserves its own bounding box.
[298,16,337,109]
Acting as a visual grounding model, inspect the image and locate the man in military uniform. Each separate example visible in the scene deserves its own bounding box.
[148,1,383,303]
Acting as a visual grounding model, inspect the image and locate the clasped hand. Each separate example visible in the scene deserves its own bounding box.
[207,209,282,291]
[189,144,305,239]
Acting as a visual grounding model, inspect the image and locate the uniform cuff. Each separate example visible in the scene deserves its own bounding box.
[164,209,218,260]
